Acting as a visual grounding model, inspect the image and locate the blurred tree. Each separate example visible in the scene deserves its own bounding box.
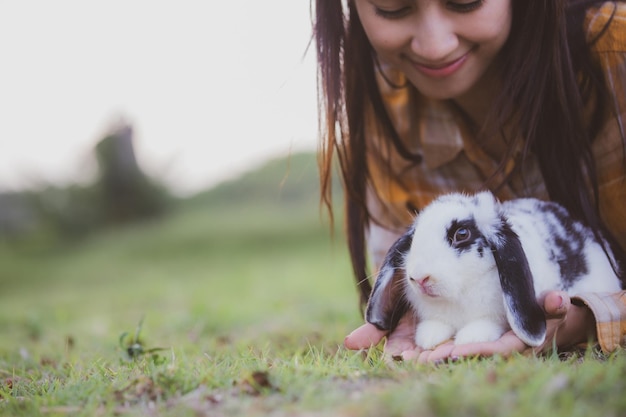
[94,121,170,224]
[0,119,172,249]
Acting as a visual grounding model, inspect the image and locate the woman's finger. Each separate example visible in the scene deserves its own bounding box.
[446,331,528,359]
[542,290,570,319]
[416,342,456,364]
[344,323,387,350]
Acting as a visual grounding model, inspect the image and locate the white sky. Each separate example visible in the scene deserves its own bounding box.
[0,1,319,196]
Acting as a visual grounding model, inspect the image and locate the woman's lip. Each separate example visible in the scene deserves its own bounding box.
[411,53,469,78]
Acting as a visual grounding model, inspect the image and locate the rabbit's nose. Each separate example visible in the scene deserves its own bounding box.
[409,275,429,283]
[412,275,437,296]
[410,275,431,287]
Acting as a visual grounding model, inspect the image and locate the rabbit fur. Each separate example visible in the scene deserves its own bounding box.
[365,191,623,349]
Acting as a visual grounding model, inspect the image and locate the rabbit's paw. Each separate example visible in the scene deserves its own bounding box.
[454,320,507,345]
[415,320,455,350]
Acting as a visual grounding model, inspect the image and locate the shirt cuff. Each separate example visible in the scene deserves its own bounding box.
[572,291,626,353]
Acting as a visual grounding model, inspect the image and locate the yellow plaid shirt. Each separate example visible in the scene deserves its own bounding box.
[366,2,626,352]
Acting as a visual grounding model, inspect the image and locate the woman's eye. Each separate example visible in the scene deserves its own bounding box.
[445,0,484,13]
[453,227,471,243]
[374,6,411,19]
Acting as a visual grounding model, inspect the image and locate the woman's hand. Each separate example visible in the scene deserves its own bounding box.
[344,313,421,359]
[344,291,597,362]
[437,291,597,361]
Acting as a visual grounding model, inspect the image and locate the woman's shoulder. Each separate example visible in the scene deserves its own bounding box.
[585,2,626,53]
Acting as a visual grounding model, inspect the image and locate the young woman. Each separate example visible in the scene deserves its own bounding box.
[314,0,626,362]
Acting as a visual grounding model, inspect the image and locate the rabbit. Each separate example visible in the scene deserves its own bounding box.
[365,191,623,349]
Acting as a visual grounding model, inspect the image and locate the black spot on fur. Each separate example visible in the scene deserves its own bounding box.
[539,201,589,289]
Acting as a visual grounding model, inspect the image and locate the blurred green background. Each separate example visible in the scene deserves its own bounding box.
[0,125,357,358]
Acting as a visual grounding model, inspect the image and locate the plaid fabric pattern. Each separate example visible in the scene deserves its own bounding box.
[365,2,626,352]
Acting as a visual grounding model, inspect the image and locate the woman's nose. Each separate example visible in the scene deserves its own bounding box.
[409,12,458,63]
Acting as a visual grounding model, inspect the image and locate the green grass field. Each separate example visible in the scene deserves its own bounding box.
[1,153,625,416]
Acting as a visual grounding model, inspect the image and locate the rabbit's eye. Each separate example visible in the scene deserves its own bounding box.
[446,219,477,249]
[453,227,471,243]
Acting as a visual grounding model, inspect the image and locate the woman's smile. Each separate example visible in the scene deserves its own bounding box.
[409,50,471,78]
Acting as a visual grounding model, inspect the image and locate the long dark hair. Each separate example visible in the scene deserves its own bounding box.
[314,0,626,311]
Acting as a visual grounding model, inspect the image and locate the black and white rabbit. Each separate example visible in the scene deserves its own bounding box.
[366,191,623,349]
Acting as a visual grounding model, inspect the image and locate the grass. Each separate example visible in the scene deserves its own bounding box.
[1,154,625,416]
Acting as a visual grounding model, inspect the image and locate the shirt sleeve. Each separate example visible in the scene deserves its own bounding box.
[366,220,404,273]
[589,2,626,251]
[572,291,626,353]
[365,185,408,272]
[581,3,626,354]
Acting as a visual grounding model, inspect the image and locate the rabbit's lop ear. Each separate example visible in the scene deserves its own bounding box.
[488,218,547,347]
[365,224,414,332]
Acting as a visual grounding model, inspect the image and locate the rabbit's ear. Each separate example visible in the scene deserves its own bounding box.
[488,218,546,347]
[365,224,414,332]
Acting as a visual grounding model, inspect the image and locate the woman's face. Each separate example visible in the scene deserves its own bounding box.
[354,0,512,102]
